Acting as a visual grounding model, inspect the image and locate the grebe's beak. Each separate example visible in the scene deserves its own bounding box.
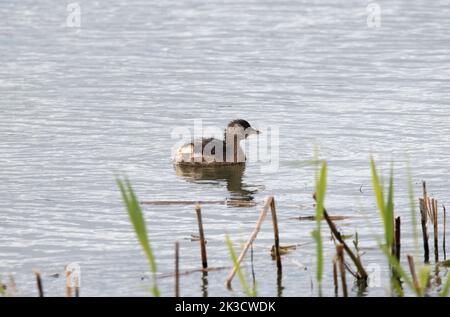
[247,127,261,136]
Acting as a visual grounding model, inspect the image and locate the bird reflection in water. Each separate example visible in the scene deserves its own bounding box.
[174,163,258,205]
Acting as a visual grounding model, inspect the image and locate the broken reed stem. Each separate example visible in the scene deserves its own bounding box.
[226,196,281,287]
[65,268,72,297]
[419,198,430,263]
[407,255,420,293]
[395,217,401,261]
[432,199,439,263]
[444,205,447,260]
[336,244,348,297]
[64,264,80,297]
[33,270,44,297]
[293,215,350,221]
[175,241,180,297]
[270,198,282,272]
[158,266,229,279]
[313,194,368,281]
[420,181,439,263]
[333,256,338,296]
[195,203,208,269]
[423,181,428,209]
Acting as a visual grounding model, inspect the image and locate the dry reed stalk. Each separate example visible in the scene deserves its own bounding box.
[423,181,429,213]
[270,198,282,272]
[33,270,44,297]
[419,198,430,263]
[336,244,348,297]
[195,203,208,269]
[333,256,338,296]
[432,199,439,263]
[64,264,81,297]
[426,197,433,220]
[394,217,401,261]
[313,194,368,281]
[444,205,447,260]
[292,215,350,221]
[65,267,72,297]
[422,181,439,263]
[158,266,229,279]
[390,216,402,284]
[175,241,180,297]
[407,255,420,292]
[226,196,282,287]
[74,271,80,297]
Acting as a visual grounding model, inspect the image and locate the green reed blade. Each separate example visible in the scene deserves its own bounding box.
[117,177,160,297]
[226,235,255,297]
[314,161,327,288]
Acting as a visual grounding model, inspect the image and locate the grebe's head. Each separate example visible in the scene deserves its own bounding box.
[225,119,260,140]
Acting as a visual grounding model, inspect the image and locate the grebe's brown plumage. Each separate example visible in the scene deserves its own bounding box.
[174,119,260,166]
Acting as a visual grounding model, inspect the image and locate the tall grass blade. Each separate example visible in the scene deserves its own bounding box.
[370,159,427,296]
[117,177,160,297]
[226,235,255,297]
[385,166,395,247]
[313,161,327,290]
[370,158,395,248]
[0,279,4,297]
[370,157,385,221]
[418,265,431,296]
[379,245,415,294]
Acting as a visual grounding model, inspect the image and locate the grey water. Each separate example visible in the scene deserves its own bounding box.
[1,0,449,296]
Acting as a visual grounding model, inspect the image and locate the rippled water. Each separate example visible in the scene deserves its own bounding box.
[1,0,449,296]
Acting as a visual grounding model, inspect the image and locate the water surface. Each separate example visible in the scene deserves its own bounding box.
[1,0,449,296]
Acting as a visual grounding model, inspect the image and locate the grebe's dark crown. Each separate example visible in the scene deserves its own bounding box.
[227,119,251,129]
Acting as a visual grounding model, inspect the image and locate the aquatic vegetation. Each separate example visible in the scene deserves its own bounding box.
[2,163,448,297]
[0,279,5,297]
[195,203,208,269]
[370,158,394,250]
[314,198,368,283]
[312,161,327,293]
[225,196,282,287]
[117,177,160,297]
[225,235,256,297]
[369,158,433,297]
[440,274,450,297]
[270,245,296,258]
[438,260,450,268]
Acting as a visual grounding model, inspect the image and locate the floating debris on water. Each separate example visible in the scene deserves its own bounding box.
[291,215,351,221]
[271,244,297,258]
